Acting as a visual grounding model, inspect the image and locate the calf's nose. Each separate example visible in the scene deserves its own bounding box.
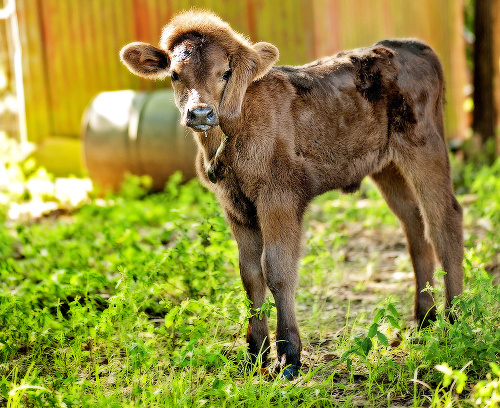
[187,107,218,130]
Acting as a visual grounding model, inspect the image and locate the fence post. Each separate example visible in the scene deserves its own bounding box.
[0,0,29,151]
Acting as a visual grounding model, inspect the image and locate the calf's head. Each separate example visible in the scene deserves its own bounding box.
[120,11,279,132]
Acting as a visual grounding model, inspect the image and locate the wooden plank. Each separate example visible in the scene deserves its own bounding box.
[227,0,247,37]
[445,0,467,140]
[39,0,67,136]
[0,9,11,83]
[299,0,315,62]
[283,0,293,61]
[326,0,341,54]
[337,0,356,49]
[89,0,108,93]
[133,0,156,91]
[312,0,333,59]
[67,0,86,129]
[245,0,257,42]
[103,0,122,91]
[146,0,167,91]
[159,0,173,24]
[381,0,393,39]
[58,0,80,136]
[74,1,103,111]
[16,0,51,143]
[114,0,137,90]
[0,1,15,138]
[59,0,83,137]
[116,0,140,91]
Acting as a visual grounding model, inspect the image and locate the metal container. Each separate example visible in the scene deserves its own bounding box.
[82,90,197,191]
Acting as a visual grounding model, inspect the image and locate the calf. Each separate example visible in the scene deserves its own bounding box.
[120,10,463,379]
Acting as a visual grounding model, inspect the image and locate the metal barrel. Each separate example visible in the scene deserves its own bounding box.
[82,90,197,191]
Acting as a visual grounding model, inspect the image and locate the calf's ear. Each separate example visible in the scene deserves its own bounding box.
[219,42,279,120]
[120,42,170,79]
[252,42,279,80]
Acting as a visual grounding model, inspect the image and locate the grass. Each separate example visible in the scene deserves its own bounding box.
[1,133,500,407]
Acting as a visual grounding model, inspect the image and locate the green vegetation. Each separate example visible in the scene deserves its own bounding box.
[1,136,499,407]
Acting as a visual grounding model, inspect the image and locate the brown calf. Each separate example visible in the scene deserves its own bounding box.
[120,10,463,379]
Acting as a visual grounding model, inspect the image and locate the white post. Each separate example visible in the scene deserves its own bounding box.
[1,0,29,151]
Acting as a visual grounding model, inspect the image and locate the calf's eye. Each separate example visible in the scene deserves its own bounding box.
[171,71,179,81]
[222,70,232,81]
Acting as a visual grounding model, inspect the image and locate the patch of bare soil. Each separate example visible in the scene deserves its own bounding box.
[300,220,416,329]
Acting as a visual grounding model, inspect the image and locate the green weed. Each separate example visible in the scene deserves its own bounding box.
[0,143,499,406]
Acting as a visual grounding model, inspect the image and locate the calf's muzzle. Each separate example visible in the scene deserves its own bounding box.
[186,107,218,131]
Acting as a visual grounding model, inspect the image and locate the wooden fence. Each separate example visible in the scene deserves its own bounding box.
[1,0,467,173]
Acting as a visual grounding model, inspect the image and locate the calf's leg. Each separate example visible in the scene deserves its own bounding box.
[371,163,437,326]
[229,220,271,365]
[397,142,464,319]
[258,196,304,379]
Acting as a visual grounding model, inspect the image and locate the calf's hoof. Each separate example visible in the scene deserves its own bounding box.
[279,365,300,380]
